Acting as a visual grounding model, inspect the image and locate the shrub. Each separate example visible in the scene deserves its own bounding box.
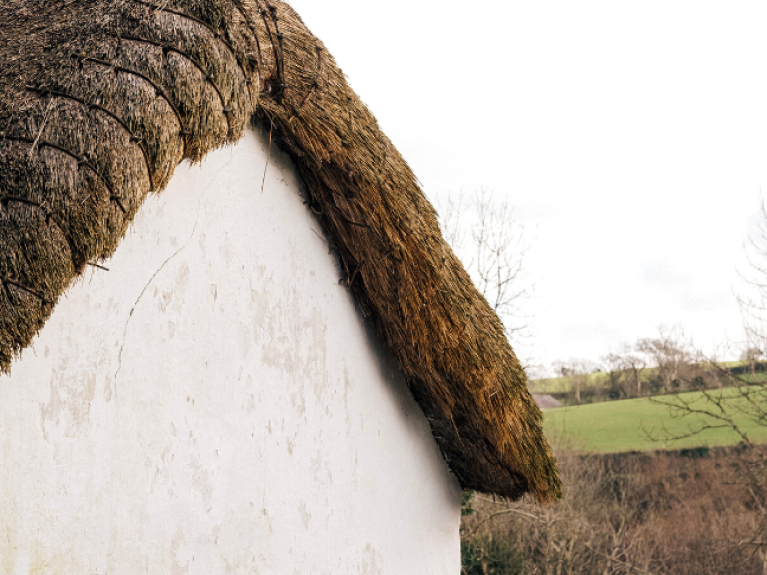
[461,536,526,575]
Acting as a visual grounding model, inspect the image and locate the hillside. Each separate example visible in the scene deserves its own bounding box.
[531,360,767,406]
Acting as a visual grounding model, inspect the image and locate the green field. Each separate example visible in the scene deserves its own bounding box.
[544,386,767,453]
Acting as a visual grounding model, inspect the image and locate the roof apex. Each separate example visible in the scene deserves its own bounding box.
[0,0,560,502]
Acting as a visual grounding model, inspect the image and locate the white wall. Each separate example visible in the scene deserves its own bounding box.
[0,129,462,574]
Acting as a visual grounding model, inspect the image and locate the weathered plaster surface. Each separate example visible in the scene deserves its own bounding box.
[0,129,462,574]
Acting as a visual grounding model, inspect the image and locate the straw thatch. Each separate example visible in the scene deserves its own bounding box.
[0,0,560,502]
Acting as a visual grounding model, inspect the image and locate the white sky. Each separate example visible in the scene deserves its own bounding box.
[288,0,767,370]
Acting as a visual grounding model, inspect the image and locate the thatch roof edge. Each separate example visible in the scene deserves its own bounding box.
[0,0,560,502]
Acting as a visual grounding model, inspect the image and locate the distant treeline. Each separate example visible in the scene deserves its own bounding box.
[532,360,767,407]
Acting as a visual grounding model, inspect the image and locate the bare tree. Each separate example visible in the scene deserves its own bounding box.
[552,358,598,404]
[741,346,765,379]
[604,345,647,398]
[738,199,767,353]
[649,199,767,556]
[438,189,534,347]
[635,326,692,393]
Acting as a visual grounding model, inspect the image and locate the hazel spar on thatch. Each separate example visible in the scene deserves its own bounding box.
[0,0,561,502]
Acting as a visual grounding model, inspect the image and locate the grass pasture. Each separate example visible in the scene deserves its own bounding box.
[544,386,767,453]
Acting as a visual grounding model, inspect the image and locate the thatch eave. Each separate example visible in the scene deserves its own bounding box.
[0,0,561,502]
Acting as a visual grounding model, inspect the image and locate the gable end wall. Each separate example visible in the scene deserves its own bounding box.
[0,128,462,574]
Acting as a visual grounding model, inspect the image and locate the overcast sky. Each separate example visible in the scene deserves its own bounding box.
[288,0,767,371]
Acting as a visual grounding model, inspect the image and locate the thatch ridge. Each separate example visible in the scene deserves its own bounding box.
[0,0,561,502]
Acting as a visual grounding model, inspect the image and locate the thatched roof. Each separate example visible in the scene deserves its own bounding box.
[0,0,560,502]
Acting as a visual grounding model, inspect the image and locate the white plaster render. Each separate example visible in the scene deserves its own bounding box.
[0,128,463,574]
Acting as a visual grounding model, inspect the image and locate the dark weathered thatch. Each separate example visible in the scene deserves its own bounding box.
[0,0,561,502]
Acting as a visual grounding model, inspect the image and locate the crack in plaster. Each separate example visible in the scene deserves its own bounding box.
[113,159,233,386]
